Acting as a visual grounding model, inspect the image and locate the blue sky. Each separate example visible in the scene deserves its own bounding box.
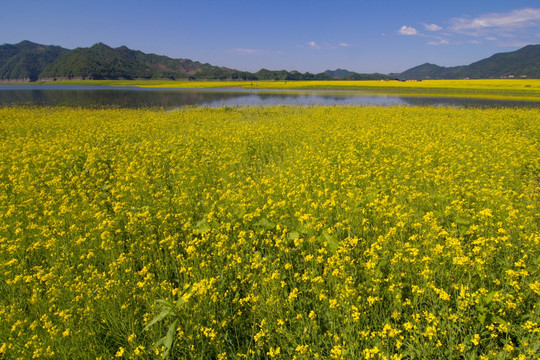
[2,0,540,73]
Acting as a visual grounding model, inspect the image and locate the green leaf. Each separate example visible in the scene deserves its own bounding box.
[298,225,309,234]
[478,313,486,326]
[144,309,171,331]
[156,299,176,310]
[174,284,195,308]
[484,291,497,304]
[289,231,300,240]
[323,230,338,253]
[153,336,165,349]
[494,316,508,327]
[235,208,247,219]
[194,219,211,234]
[163,319,178,359]
[254,218,275,229]
[175,297,186,308]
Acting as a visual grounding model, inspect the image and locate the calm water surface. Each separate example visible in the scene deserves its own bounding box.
[1,85,539,108]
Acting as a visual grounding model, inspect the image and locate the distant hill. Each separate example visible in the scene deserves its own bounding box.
[0,41,334,82]
[325,69,356,78]
[458,45,540,79]
[40,42,235,80]
[325,68,392,80]
[3,41,540,81]
[0,41,68,81]
[344,73,393,80]
[400,45,540,80]
[398,63,464,80]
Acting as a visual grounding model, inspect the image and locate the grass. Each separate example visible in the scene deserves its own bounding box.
[0,105,539,359]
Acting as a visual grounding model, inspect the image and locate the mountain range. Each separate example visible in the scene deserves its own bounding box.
[1,40,539,82]
[0,41,389,82]
[399,45,540,80]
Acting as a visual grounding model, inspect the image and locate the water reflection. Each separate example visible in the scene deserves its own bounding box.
[1,86,539,108]
[0,89,244,108]
[398,95,540,108]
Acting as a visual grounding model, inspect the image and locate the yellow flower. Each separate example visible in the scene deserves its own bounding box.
[529,281,540,296]
[267,347,281,357]
[133,345,145,356]
[330,345,343,359]
[503,342,514,352]
[296,345,309,354]
[115,347,125,358]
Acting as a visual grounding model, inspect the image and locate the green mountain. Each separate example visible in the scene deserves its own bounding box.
[2,41,540,81]
[0,41,338,81]
[458,45,540,79]
[398,63,464,80]
[400,45,540,80]
[252,68,331,80]
[324,69,392,80]
[325,69,356,78]
[0,41,68,81]
[0,41,252,81]
[40,42,238,80]
[343,73,393,80]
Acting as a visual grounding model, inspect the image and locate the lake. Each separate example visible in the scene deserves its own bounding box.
[1,85,540,108]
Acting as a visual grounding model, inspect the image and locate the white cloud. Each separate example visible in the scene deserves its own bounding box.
[396,8,540,47]
[428,39,450,46]
[339,42,352,47]
[424,23,442,31]
[229,48,283,55]
[399,26,418,35]
[450,7,540,34]
[307,41,321,49]
[306,41,337,50]
[231,48,262,54]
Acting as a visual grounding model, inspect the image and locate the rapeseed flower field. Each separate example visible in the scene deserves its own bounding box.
[43,79,540,100]
[0,105,539,359]
[45,79,540,94]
